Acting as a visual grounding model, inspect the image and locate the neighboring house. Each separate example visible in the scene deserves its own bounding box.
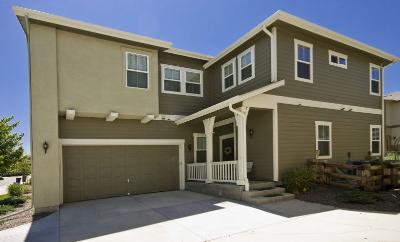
[13,6,398,212]
[385,92,400,151]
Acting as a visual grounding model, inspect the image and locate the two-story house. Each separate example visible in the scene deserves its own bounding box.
[14,6,398,213]
[385,92,400,151]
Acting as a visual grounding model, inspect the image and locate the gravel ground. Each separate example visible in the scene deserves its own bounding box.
[0,195,51,231]
[296,184,400,213]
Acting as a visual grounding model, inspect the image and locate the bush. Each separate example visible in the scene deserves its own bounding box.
[282,167,316,194]
[0,196,27,206]
[23,185,32,194]
[0,205,15,215]
[336,190,383,204]
[8,183,24,197]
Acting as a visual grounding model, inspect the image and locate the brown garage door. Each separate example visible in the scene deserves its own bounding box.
[63,145,179,203]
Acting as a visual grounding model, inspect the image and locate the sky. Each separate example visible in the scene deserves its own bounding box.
[0,0,399,153]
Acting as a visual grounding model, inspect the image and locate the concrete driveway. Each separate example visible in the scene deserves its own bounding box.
[0,191,399,242]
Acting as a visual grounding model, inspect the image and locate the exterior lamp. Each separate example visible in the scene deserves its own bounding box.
[43,141,49,154]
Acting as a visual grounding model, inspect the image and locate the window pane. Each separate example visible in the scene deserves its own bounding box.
[339,57,346,65]
[298,45,310,62]
[371,80,379,94]
[127,53,137,70]
[241,51,252,67]
[127,70,148,88]
[224,75,234,89]
[318,125,330,140]
[372,128,380,140]
[241,65,252,80]
[196,151,206,163]
[165,68,180,80]
[186,72,200,84]
[330,55,338,64]
[224,64,233,77]
[137,55,148,72]
[372,141,380,154]
[197,137,206,150]
[186,83,201,94]
[164,80,181,92]
[371,67,380,80]
[297,62,310,79]
[318,141,330,156]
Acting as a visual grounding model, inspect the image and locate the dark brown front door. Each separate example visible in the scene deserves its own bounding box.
[221,135,235,161]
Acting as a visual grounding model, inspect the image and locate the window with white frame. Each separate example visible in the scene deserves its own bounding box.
[315,121,332,159]
[221,58,236,92]
[238,45,255,84]
[329,50,347,69]
[161,64,203,96]
[126,52,149,89]
[294,39,313,83]
[370,63,381,96]
[370,125,381,155]
[193,133,206,162]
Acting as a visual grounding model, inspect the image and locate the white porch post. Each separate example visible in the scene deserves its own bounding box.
[231,106,250,191]
[203,116,215,183]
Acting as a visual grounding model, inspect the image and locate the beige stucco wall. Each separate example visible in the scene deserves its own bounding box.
[57,29,159,119]
[30,24,61,211]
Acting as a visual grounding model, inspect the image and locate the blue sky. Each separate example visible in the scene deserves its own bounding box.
[0,0,399,153]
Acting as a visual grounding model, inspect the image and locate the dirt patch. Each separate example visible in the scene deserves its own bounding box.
[0,196,51,231]
[296,184,400,213]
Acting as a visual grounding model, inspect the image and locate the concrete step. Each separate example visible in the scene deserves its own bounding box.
[246,187,286,198]
[249,181,276,190]
[245,193,295,205]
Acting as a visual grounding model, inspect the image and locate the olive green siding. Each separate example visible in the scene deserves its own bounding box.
[277,104,382,178]
[59,117,203,163]
[205,33,271,105]
[270,21,384,109]
[158,52,209,115]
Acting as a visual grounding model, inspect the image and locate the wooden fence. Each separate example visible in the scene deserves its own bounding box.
[310,160,400,191]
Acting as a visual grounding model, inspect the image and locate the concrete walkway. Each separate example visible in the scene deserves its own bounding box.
[0,191,398,242]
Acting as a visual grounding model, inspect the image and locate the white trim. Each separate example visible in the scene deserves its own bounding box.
[161,64,203,97]
[271,27,278,82]
[13,7,172,49]
[243,94,382,115]
[193,133,206,163]
[126,52,150,90]
[219,133,236,161]
[214,117,235,128]
[328,50,348,69]
[176,80,285,125]
[65,109,75,120]
[238,45,255,84]
[59,138,186,191]
[164,48,213,61]
[315,121,332,159]
[221,57,237,92]
[369,63,381,96]
[203,10,398,69]
[294,39,313,83]
[370,125,382,156]
[105,112,119,122]
[272,106,279,181]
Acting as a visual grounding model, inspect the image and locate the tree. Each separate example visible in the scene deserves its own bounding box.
[0,116,24,174]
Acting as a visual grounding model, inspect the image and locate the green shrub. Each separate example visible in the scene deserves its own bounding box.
[336,190,383,204]
[8,183,24,197]
[0,196,27,206]
[282,167,316,194]
[22,185,31,194]
[0,205,15,215]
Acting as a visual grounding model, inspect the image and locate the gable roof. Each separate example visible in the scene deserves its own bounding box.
[203,10,399,69]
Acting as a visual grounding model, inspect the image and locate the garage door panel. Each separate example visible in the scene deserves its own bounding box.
[63,145,179,203]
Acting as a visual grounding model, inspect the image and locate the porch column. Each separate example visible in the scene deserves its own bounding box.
[203,116,215,183]
[232,106,250,191]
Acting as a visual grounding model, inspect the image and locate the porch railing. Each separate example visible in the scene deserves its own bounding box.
[186,163,207,181]
[212,160,238,183]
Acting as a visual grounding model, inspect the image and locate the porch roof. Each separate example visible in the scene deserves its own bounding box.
[175,80,285,125]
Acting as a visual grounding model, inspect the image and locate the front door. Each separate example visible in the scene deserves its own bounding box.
[220,134,235,161]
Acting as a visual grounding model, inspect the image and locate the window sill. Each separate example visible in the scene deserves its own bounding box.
[162,90,203,97]
[295,77,313,83]
[238,76,255,85]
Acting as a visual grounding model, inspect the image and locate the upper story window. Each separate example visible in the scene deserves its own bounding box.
[370,63,381,96]
[329,50,347,69]
[294,39,313,83]
[126,52,149,89]
[238,45,255,84]
[193,133,206,163]
[221,58,236,92]
[315,121,332,159]
[370,125,381,155]
[161,64,203,97]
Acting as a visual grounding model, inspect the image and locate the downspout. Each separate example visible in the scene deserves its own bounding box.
[262,26,277,82]
[381,64,385,160]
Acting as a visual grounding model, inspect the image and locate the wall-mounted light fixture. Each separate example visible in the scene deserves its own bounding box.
[249,128,254,137]
[43,141,49,154]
